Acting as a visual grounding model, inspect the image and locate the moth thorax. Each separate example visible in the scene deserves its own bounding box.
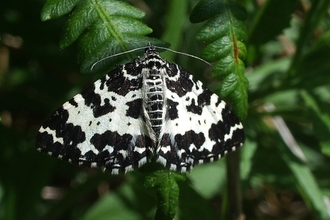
[145,69,164,137]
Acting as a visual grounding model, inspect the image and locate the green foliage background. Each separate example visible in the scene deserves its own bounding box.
[1,0,330,219]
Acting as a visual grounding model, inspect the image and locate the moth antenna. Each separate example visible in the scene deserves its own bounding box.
[91,46,147,70]
[153,45,212,66]
[91,44,211,70]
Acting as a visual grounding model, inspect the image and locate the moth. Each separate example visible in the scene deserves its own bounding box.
[36,46,245,174]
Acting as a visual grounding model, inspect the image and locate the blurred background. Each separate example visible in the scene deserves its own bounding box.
[1,0,330,219]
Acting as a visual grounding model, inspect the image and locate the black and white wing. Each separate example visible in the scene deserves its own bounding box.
[36,46,245,174]
[156,63,245,172]
[36,62,153,174]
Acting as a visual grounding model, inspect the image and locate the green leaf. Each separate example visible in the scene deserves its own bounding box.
[193,0,248,120]
[190,0,247,23]
[161,0,187,61]
[144,170,186,220]
[41,0,167,73]
[277,141,330,220]
[240,139,257,180]
[41,0,81,20]
[178,183,219,220]
[293,31,330,89]
[188,161,226,199]
[300,91,330,157]
[82,178,155,220]
[289,0,330,76]
[60,0,147,48]
[248,0,298,45]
